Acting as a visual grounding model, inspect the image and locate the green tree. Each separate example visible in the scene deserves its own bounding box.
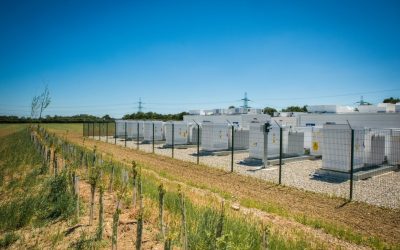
[263,107,277,116]
[383,97,400,104]
[281,105,308,112]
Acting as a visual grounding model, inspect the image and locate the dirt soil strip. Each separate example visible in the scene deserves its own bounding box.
[56,131,400,247]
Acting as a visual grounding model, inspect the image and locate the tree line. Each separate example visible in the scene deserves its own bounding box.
[122,111,189,121]
[0,114,113,123]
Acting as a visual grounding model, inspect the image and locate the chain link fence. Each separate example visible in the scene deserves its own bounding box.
[83,120,400,209]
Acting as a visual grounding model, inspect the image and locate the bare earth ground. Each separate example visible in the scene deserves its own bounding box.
[46,125,400,248]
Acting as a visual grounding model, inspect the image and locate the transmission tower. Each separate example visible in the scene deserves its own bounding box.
[138,97,143,113]
[356,96,371,105]
[241,92,251,109]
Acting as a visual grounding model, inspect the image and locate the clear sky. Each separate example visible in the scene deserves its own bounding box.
[1,0,399,118]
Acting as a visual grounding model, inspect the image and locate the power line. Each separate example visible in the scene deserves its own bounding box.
[251,88,400,102]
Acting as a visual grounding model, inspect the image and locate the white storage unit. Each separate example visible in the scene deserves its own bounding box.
[201,123,229,151]
[293,127,312,149]
[126,121,143,139]
[364,131,385,166]
[387,129,400,165]
[271,116,298,127]
[321,124,365,172]
[284,130,305,156]
[143,121,164,142]
[115,120,126,138]
[357,105,386,113]
[248,123,281,159]
[164,122,189,145]
[189,124,201,144]
[310,127,323,156]
[228,128,249,150]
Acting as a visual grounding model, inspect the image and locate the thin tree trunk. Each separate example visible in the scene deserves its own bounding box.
[97,187,104,240]
[179,191,188,250]
[89,185,95,226]
[136,194,144,250]
[75,176,80,219]
[109,164,115,192]
[112,200,121,250]
[158,184,166,239]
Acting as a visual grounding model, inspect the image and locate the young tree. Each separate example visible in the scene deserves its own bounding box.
[31,84,51,121]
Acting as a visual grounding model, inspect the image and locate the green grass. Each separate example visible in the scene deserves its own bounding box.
[0,130,76,236]
[0,231,19,248]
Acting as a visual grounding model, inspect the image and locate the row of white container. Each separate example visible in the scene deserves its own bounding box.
[115,120,304,153]
[114,120,400,172]
[302,124,400,172]
[115,120,191,144]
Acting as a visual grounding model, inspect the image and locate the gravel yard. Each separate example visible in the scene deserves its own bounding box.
[99,136,400,209]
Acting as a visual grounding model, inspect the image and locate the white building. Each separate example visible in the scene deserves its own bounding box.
[296,113,400,129]
[183,114,270,129]
[307,105,355,114]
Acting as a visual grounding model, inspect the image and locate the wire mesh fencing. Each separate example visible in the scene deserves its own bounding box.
[83,120,400,209]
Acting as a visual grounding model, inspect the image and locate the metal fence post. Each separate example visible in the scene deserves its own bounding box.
[124,122,127,148]
[99,122,101,141]
[137,122,139,150]
[82,122,85,137]
[263,123,269,169]
[231,125,234,173]
[106,122,109,143]
[92,122,95,138]
[197,123,200,165]
[349,129,355,201]
[172,123,175,158]
[279,127,283,185]
[114,122,117,145]
[152,122,155,153]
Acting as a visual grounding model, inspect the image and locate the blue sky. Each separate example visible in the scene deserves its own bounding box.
[1,0,399,118]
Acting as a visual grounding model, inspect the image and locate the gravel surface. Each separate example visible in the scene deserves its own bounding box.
[99,136,400,209]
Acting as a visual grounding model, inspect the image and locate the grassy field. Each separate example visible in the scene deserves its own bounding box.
[1,123,399,249]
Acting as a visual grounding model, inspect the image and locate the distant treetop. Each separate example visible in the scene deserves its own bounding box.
[281,105,308,112]
[263,107,277,116]
[383,97,400,104]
